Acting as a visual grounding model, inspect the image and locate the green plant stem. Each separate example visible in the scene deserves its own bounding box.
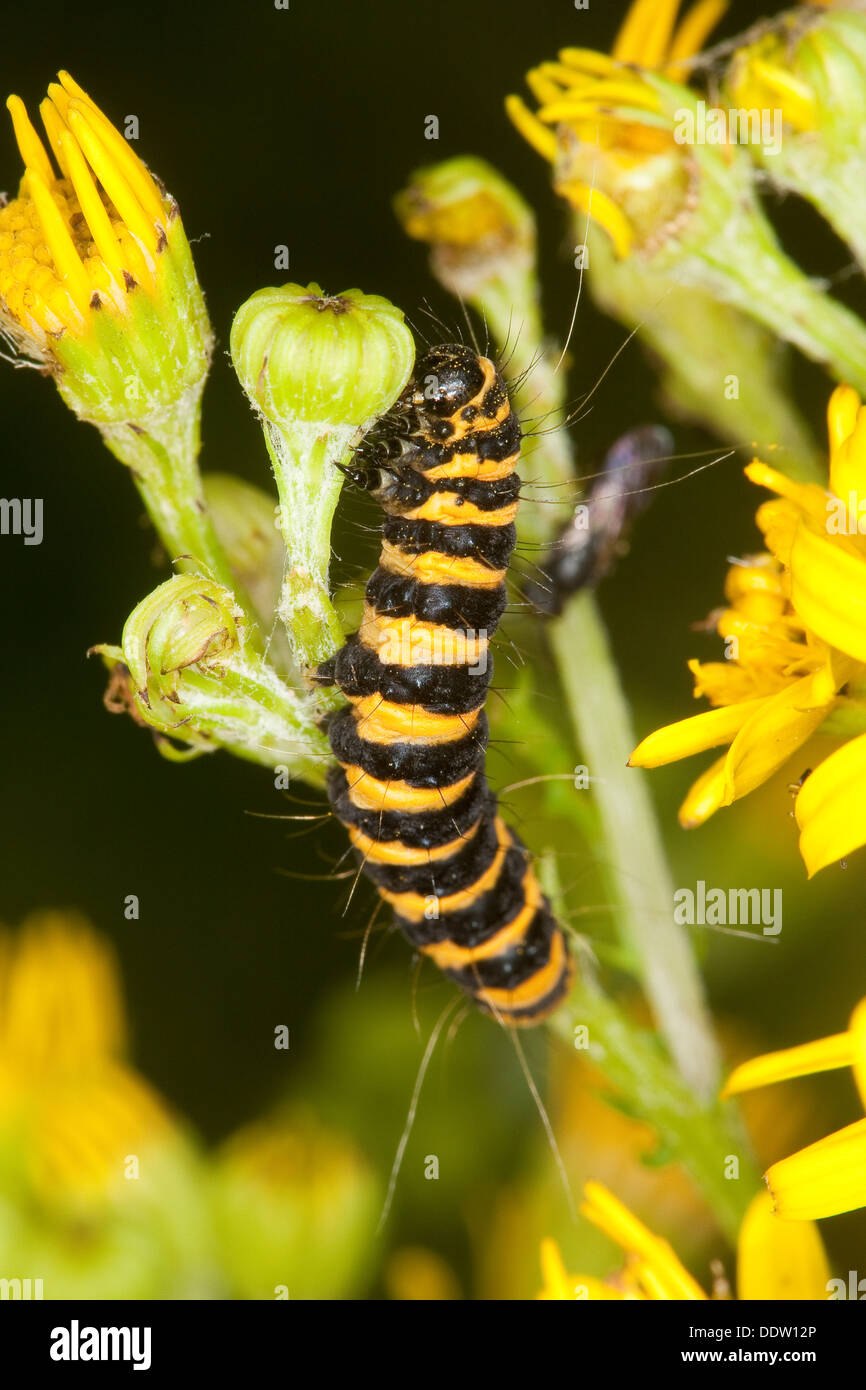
[582,225,824,485]
[181,660,330,782]
[100,390,261,639]
[262,422,347,690]
[549,590,722,1102]
[548,977,757,1243]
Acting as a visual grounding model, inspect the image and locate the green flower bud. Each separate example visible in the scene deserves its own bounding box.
[395,156,535,299]
[230,283,415,673]
[211,1112,379,1300]
[93,574,329,779]
[230,282,414,431]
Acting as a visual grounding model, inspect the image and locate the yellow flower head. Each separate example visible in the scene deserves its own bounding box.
[631,386,866,875]
[0,912,169,1206]
[212,1112,379,1300]
[505,0,728,257]
[537,1180,829,1300]
[724,998,866,1222]
[0,72,211,422]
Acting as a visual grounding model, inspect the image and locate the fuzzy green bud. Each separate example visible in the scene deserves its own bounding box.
[230,283,414,674]
[94,574,329,780]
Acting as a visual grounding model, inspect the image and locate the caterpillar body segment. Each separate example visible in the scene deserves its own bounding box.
[315,344,573,1025]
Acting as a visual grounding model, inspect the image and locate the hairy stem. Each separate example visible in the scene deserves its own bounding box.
[549,591,722,1101]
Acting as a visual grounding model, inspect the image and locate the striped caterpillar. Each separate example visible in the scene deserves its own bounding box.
[314,344,573,1026]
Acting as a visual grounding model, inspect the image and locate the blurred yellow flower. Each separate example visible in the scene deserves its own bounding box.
[211,1112,379,1300]
[724,999,866,1221]
[538,1182,830,1300]
[0,912,169,1205]
[385,1247,460,1301]
[631,386,866,873]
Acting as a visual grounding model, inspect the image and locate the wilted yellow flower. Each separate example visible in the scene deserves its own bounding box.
[630,385,866,872]
[724,998,866,1222]
[538,1181,830,1300]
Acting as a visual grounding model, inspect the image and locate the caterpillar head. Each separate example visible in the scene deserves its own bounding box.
[412,344,487,418]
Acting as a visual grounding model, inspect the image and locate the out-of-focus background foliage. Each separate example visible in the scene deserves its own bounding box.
[1,0,864,1296]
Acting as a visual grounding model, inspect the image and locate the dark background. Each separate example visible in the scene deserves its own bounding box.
[2,0,865,1282]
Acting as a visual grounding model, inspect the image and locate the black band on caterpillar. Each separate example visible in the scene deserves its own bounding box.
[315,343,573,1026]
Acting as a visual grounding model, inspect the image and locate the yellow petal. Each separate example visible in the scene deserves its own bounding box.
[581,1181,707,1300]
[556,181,634,258]
[668,0,729,70]
[722,1032,855,1098]
[754,498,800,569]
[526,68,567,106]
[767,1119,866,1221]
[613,0,679,67]
[24,168,91,320]
[827,384,861,457]
[789,519,866,663]
[557,50,617,78]
[744,460,830,528]
[678,754,728,828]
[629,699,766,769]
[537,1238,574,1300]
[829,404,866,503]
[850,998,866,1110]
[6,95,55,187]
[748,60,817,132]
[737,1191,830,1299]
[796,731,866,877]
[504,95,557,162]
[688,659,779,707]
[722,670,836,806]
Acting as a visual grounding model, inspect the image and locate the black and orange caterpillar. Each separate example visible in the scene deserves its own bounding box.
[314,344,573,1025]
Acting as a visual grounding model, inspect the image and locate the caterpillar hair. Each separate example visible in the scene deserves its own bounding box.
[314,343,573,1026]
[527,424,674,616]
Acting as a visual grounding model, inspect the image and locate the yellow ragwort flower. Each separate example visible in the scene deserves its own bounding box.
[0,912,169,1205]
[0,71,211,422]
[505,0,728,256]
[724,998,866,1222]
[631,385,866,875]
[537,1180,829,1300]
